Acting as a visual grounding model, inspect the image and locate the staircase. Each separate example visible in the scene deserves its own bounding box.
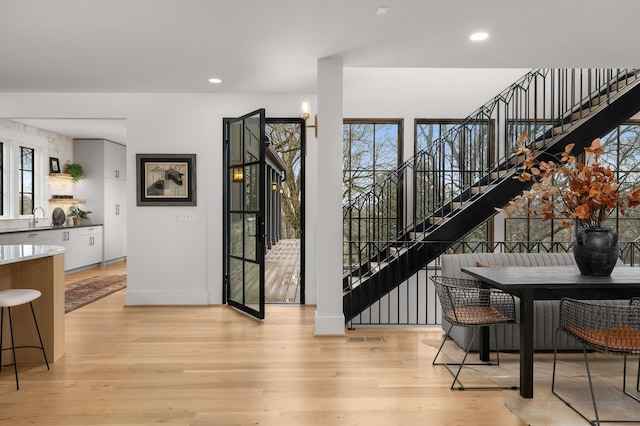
[343,68,640,322]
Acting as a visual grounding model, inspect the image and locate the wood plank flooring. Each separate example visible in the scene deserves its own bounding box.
[0,261,526,425]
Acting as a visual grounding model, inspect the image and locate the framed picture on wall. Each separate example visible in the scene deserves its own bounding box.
[49,157,60,174]
[136,154,197,206]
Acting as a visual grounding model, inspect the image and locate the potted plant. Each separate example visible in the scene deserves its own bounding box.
[68,205,92,226]
[64,161,84,182]
[498,134,640,275]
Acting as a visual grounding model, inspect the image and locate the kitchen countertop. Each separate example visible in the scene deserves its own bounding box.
[0,223,104,234]
[0,244,65,265]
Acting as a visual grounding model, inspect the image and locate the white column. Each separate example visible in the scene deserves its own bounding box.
[315,57,345,335]
[305,100,318,305]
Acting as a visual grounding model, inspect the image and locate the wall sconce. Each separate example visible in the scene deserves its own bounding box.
[232,166,244,182]
[271,182,278,191]
[279,186,284,194]
[300,99,318,138]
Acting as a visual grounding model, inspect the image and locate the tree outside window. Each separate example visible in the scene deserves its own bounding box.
[19,146,34,215]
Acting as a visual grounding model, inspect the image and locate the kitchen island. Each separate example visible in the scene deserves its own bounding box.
[0,245,65,363]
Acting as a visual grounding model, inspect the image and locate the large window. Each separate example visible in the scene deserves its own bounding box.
[343,120,402,265]
[415,119,492,242]
[505,122,640,242]
[19,146,35,215]
[0,129,47,219]
[343,120,402,206]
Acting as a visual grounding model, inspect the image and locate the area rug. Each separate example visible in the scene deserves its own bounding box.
[65,275,127,313]
[424,338,640,425]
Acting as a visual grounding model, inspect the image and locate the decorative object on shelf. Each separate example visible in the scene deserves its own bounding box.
[52,207,66,226]
[68,205,92,226]
[136,154,197,206]
[498,135,640,276]
[49,157,60,174]
[64,161,84,182]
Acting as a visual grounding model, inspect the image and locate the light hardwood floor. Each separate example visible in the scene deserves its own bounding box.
[0,262,525,425]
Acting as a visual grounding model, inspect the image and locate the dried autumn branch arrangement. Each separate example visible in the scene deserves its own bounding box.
[497,134,640,229]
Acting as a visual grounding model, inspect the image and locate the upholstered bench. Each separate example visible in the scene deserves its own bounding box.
[439,252,586,351]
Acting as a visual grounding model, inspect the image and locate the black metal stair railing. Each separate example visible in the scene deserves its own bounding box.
[346,239,640,326]
[343,68,640,322]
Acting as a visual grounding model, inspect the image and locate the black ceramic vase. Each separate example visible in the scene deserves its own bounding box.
[573,227,619,276]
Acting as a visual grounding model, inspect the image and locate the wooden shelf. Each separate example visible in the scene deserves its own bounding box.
[49,173,84,180]
[49,198,86,203]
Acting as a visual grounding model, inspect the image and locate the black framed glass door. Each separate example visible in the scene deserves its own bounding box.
[224,109,266,319]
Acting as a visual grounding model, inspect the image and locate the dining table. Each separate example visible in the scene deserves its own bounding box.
[461,265,640,398]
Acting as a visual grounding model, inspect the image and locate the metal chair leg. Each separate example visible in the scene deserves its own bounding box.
[447,326,517,391]
[582,348,601,426]
[553,339,640,425]
[433,324,501,368]
[623,355,640,403]
[432,323,455,366]
[552,341,601,425]
[636,357,639,393]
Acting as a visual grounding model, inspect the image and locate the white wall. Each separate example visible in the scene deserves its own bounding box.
[0,68,528,310]
[0,91,318,306]
[344,68,528,161]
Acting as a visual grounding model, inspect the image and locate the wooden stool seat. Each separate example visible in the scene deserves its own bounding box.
[0,288,50,390]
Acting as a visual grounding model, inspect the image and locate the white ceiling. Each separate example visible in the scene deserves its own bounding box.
[1,0,639,142]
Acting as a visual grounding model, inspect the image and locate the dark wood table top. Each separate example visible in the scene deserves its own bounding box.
[462,265,640,291]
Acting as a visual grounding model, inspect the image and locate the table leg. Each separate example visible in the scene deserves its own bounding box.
[479,326,490,361]
[478,285,491,362]
[519,292,534,398]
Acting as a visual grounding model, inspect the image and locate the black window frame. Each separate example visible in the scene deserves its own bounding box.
[19,146,35,216]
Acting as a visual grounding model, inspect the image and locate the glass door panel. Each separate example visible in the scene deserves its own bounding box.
[224,109,266,320]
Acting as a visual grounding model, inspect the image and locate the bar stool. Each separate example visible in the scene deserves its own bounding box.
[0,289,50,390]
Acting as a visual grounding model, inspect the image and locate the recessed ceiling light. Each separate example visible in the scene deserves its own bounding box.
[376,6,390,16]
[208,78,222,84]
[470,32,489,41]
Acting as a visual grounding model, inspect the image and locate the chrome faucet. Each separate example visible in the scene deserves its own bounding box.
[32,207,46,228]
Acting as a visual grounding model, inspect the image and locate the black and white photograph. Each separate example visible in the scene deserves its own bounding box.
[136,154,196,206]
[49,157,60,173]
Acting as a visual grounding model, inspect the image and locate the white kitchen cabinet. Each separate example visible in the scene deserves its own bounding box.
[50,228,79,271]
[0,234,13,245]
[104,179,126,261]
[104,140,126,180]
[74,139,127,263]
[29,226,103,272]
[77,226,103,267]
[11,230,52,245]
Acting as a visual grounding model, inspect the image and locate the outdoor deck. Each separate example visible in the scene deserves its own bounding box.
[265,238,300,303]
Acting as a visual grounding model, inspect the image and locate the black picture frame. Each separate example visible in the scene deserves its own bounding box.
[49,157,60,174]
[136,154,197,206]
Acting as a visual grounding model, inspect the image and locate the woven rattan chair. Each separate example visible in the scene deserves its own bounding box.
[552,298,640,425]
[430,275,517,390]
